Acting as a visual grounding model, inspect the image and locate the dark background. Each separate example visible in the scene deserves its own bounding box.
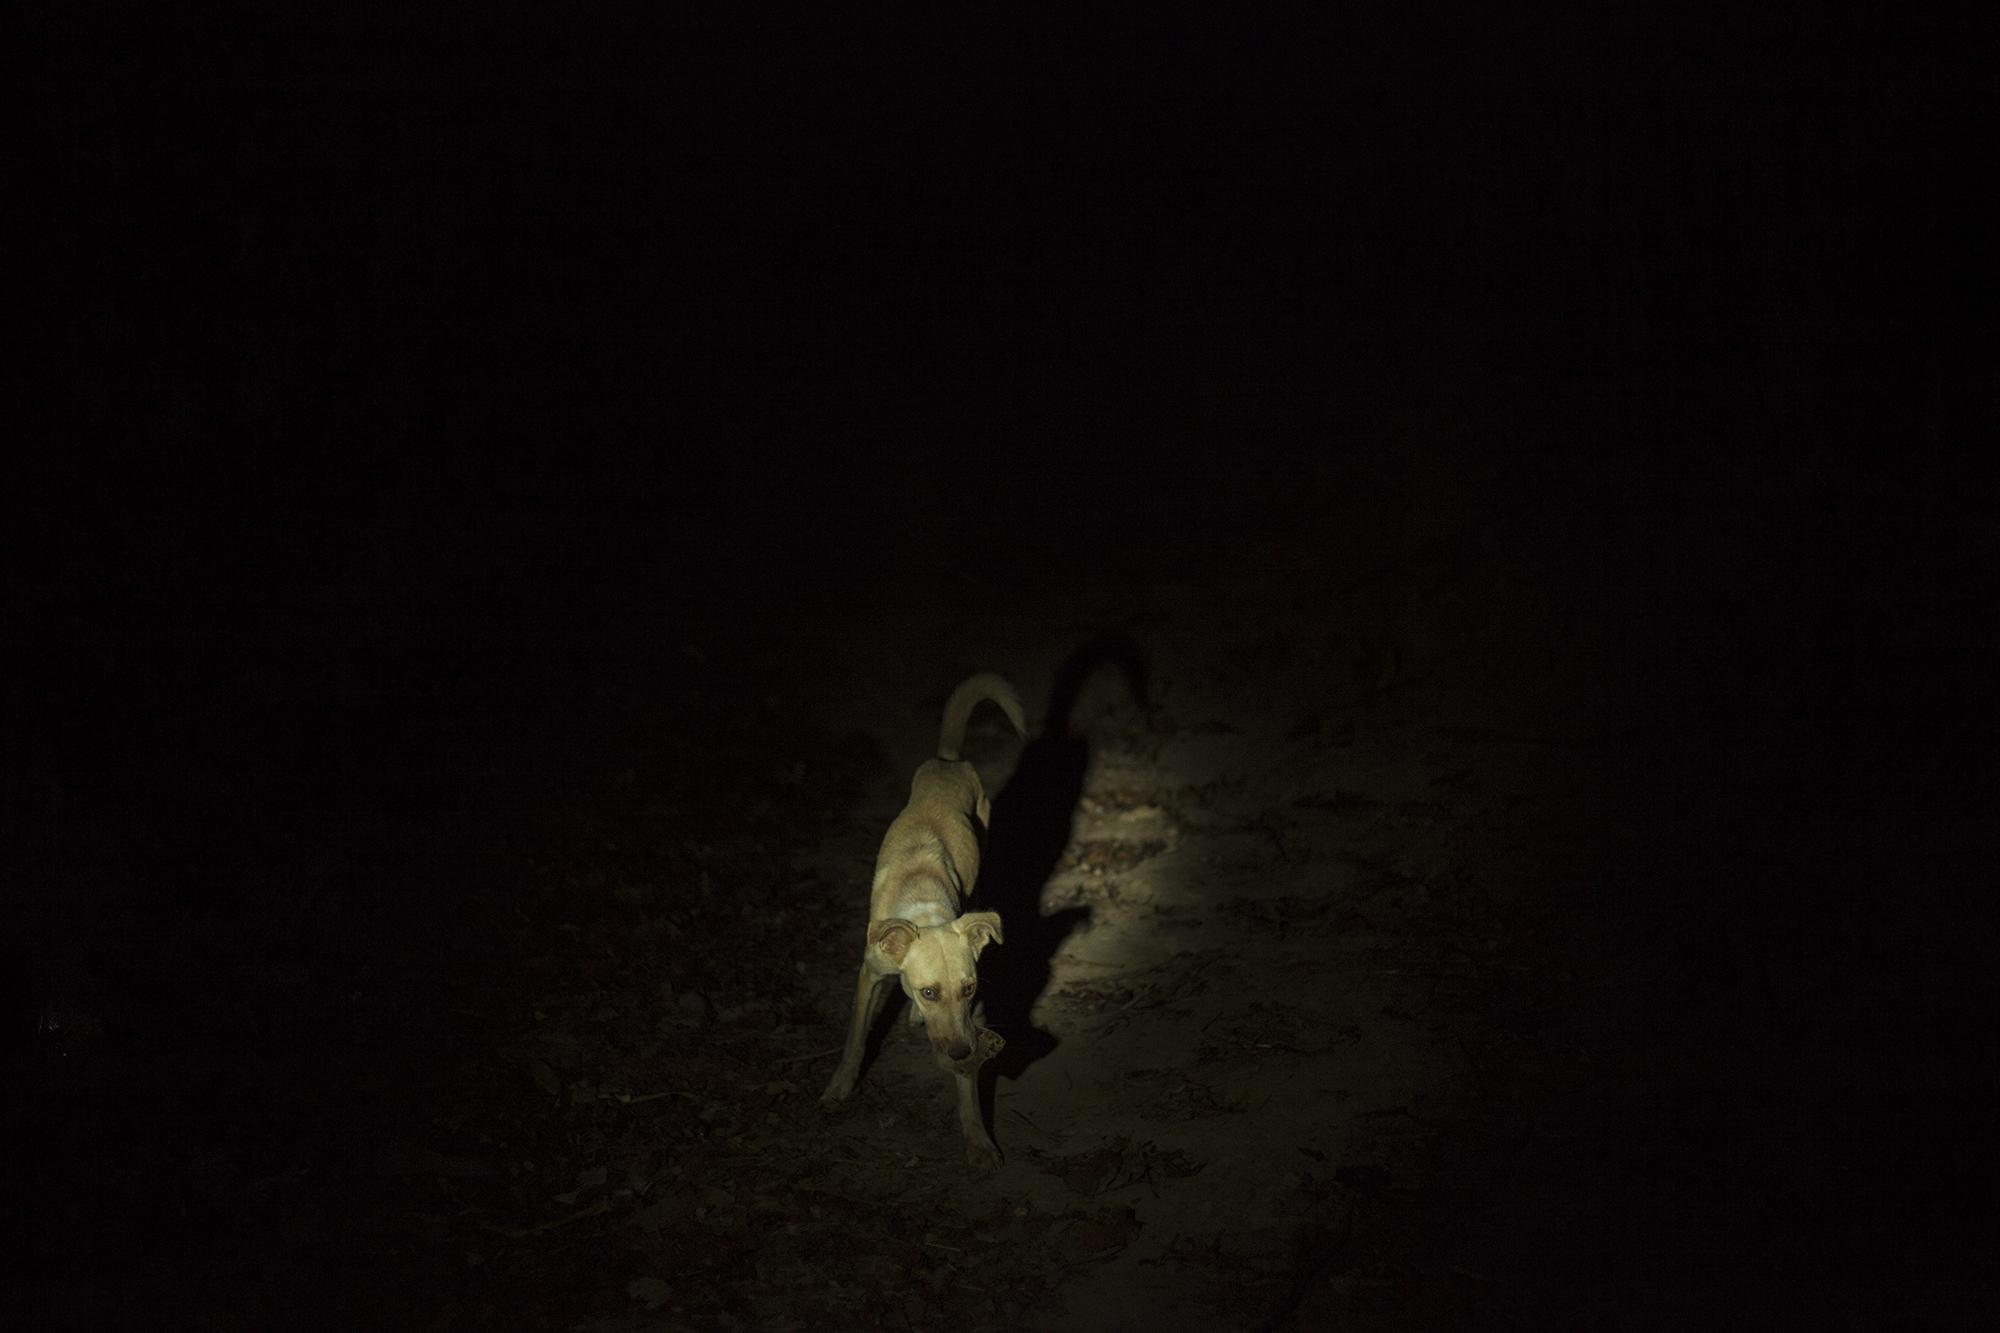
[21,7,1976,819]
[14,3,1987,1328]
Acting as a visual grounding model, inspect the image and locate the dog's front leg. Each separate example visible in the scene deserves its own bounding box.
[822,963,892,1102]
[956,1068,1000,1168]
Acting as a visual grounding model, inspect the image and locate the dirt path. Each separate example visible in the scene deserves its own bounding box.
[755,404,1984,1329]
[24,390,1984,1331]
[791,552,1436,1326]
[767,439,1709,1329]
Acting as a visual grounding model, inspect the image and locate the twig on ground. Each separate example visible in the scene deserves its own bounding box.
[595,1089,700,1104]
[773,1045,843,1066]
[479,1196,612,1239]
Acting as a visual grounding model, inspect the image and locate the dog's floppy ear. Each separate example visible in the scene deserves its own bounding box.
[953,911,1003,957]
[868,918,920,966]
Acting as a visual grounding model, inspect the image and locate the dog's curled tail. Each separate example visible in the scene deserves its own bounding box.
[937,673,1027,761]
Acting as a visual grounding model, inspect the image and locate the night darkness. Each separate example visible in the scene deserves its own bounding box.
[16,6,1988,1330]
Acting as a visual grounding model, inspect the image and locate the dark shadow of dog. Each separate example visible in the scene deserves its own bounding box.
[976,634,1148,1083]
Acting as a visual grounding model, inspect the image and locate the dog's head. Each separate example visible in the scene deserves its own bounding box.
[869,912,1003,1062]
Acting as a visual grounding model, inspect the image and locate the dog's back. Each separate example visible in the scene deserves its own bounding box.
[872,759,987,918]
[869,675,1024,919]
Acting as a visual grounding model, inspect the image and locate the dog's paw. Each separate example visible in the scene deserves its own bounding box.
[965,1137,1003,1170]
[820,1071,857,1104]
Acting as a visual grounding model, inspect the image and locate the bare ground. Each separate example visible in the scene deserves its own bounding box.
[17,350,1992,1332]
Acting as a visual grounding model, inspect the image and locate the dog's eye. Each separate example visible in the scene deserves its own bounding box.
[921,986,938,1001]
[961,983,975,998]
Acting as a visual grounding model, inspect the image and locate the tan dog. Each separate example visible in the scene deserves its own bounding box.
[821,673,1025,1166]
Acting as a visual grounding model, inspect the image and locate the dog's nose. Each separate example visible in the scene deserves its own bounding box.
[946,1040,972,1061]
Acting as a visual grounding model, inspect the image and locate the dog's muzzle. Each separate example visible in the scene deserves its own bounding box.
[943,1026,1005,1076]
